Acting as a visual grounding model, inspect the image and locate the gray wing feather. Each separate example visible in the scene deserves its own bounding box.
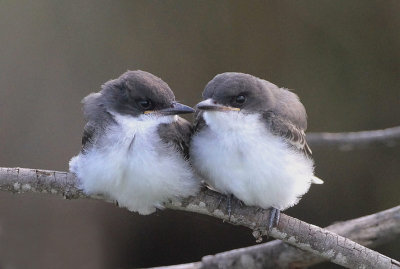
[158,117,193,159]
[81,123,96,153]
[263,111,312,156]
[80,92,116,154]
[193,110,206,133]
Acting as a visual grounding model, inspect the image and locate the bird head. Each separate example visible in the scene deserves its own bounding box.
[101,70,194,117]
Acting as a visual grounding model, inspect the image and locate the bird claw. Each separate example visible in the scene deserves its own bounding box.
[267,207,280,236]
[216,193,236,221]
[227,194,233,220]
[216,194,225,209]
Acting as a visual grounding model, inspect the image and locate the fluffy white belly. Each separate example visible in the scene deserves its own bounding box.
[190,111,314,210]
[70,114,199,215]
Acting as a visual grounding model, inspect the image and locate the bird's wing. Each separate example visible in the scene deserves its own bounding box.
[193,110,206,133]
[80,105,116,154]
[263,111,324,184]
[80,92,116,154]
[81,122,99,154]
[263,111,312,156]
[158,117,193,160]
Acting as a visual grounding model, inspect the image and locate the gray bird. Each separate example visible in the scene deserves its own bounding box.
[70,70,200,215]
[190,72,323,229]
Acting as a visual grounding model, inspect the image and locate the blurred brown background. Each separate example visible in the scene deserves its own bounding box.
[0,1,399,268]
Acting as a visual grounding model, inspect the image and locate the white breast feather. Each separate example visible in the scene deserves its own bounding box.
[70,114,199,215]
[190,111,315,211]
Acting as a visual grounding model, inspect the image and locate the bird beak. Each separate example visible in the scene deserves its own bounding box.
[196,99,240,111]
[145,102,195,115]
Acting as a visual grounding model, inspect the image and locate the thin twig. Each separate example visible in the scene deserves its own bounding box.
[307,125,400,150]
[0,167,399,269]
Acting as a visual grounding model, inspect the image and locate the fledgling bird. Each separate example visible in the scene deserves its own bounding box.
[70,70,200,215]
[190,72,323,229]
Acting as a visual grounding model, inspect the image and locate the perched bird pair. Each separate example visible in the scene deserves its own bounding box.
[70,70,323,227]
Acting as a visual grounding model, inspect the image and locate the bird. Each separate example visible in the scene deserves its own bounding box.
[69,70,200,215]
[189,72,323,230]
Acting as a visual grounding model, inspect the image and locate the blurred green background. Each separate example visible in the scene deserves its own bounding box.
[0,1,399,268]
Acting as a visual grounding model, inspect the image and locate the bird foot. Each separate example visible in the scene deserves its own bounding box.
[225,194,233,221]
[267,207,280,236]
[217,194,242,221]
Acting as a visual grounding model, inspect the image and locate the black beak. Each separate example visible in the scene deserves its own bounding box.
[196,99,240,111]
[157,102,195,115]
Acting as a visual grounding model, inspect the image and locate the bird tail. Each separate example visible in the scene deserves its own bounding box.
[311,176,324,184]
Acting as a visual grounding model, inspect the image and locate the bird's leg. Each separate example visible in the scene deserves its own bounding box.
[227,194,233,220]
[216,194,225,209]
[216,193,237,221]
[236,198,244,207]
[267,207,281,234]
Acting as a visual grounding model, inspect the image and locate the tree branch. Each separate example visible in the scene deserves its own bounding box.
[307,125,400,150]
[1,167,399,268]
[152,206,400,269]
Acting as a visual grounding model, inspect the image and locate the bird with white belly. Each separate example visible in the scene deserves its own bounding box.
[190,72,323,230]
[70,70,200,215]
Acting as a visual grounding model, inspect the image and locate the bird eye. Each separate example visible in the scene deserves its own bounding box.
[138,99,152,109]
[235,95,246,104]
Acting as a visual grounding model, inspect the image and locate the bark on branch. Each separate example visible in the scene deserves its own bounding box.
[307,125,400,150]
[1,167,399,269]
[153,206,400,269]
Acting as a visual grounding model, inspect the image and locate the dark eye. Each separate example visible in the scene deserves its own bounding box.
[235,95,246,104]
[138,99,152,109]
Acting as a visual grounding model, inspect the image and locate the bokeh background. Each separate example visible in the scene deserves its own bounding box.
[0,1,399,268]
